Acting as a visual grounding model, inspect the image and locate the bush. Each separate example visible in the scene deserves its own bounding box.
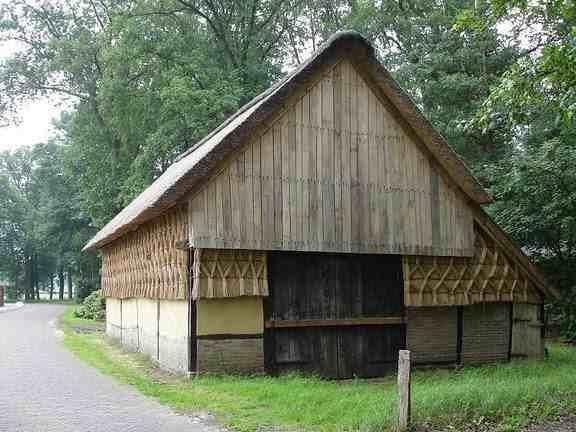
[74,290,105,320]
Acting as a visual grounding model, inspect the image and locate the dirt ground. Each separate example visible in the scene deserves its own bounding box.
[521,415,576,432]
[417,415,576,432]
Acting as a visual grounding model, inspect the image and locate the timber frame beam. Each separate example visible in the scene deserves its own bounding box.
[265,317,405,328]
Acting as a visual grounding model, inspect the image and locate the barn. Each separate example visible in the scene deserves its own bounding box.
[84,31,558,379]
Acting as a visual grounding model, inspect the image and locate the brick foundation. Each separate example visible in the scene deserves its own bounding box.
[407,307,458,364]
[197,337,264,374]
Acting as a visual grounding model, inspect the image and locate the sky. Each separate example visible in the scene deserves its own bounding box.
[0,99,63,151]
[0,15,64,152]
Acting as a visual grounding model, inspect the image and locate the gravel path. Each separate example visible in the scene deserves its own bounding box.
[0,304,220,432]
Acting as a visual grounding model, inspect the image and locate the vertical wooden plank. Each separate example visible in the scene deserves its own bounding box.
[222,169,232,248]
[244,143,254,248]
[302,91,311,251]
[406,134,416,250]
[295,97,303,250]
[214,174,224,248]
[349,63,361,252]
[252,137,263,249]
[333,63,343,251]
[273,124,283,248]
[315,77,324,250]
[438,178,445,253]
[430,166,441,252]
[230,155,241,248]
[357,69,370,252]
[368,89,380,251]
[385,110,396,252]
[444,182,451,254]
[309,79,320,251]
[289,106,298,250]
[204,178,214,248]
[415,152,424,251]
[282,114,291,249]
[390,122,403,252]
[189,190,205,247]
[379,102,389,249]
[398,131,407,252]
[421,158,431,249]
[341,62,352,252]
[322,71,335,250]
[261,130,275,249]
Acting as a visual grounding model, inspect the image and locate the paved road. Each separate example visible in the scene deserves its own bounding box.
[0,304,217,432]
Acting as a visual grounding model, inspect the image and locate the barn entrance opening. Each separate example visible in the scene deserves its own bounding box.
[265,252,405,379]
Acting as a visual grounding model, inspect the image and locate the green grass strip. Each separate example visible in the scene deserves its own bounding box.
[60,306,576,432]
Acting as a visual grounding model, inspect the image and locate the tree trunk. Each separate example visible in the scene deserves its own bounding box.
[67,270,73,300]
[13,272,19,301]
[58,267,65,301]
[49,274,54,301]
[34,254,40,300]
[25,255,34,301]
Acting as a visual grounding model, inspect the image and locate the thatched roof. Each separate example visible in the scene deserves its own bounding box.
[84,31,491,252]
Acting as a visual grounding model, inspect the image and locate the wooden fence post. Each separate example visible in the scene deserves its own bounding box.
[398,349,411,431]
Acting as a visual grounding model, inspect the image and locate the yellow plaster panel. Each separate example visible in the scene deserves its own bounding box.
[197,297,263,336]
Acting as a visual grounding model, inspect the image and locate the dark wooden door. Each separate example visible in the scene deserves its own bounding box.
[265,252,405,379]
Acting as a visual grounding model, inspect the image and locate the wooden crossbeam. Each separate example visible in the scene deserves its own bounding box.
[265,317,405,328]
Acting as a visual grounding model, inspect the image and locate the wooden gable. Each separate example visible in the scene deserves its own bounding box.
[188,60,475,257]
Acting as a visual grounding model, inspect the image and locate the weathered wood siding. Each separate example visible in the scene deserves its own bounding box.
[101,206,188,299]
[403,223,542,307]
[265,252,405,378]
[461,303,510,363]
[406,307,458,364]
[188,60,474,257]
[511,303,544,358]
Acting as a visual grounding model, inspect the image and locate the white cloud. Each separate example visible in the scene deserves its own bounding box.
[0,3,63,152]
[0,99,62,151]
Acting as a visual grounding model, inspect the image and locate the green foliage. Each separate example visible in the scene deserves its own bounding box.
[73,290,105,321]
[0,143,99,301]
[463,0,576,338]
[485,136,576,339]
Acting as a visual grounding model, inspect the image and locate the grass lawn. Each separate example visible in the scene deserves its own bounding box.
[60,305,103,326]
[59,306,576,432]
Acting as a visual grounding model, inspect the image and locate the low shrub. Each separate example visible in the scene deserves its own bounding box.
[74,290,105,320]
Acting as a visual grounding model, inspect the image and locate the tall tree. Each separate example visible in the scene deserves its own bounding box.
[464,1,576,336]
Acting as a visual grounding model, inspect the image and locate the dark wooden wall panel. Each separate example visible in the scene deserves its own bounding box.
[266,252,405,378]
[268,252,403,321]
[273,325,405,378]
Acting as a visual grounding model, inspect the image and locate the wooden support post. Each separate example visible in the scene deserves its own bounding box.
[397,350,411,432]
